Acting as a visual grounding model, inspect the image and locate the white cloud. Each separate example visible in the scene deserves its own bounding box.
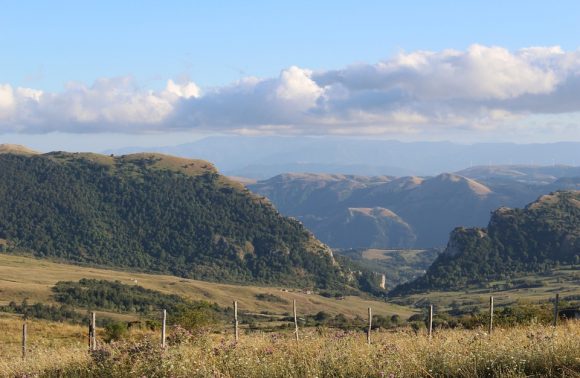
[275,66,322,108]
[0,85,16,118]
[164,79,200,99]
[2,45,580,139]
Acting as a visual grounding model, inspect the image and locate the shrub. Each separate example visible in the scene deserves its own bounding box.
[103,322,128,342]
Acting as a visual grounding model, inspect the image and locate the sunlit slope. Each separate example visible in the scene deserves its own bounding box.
[0,254,415,318]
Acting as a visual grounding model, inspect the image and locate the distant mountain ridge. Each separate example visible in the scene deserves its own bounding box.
[456,165,580,185]
[392,191,580,294]
[0,150,363,291]
[106,136,580,179]
[249,168,580,249]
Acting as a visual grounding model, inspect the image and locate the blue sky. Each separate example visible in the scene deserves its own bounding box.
[1,1,580,150]
[3,1,579,90]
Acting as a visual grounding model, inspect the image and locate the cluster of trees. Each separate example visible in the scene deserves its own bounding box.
[0,300,88,323]
[2,279,231,330]
[53,279,230,328]
[393,191,580,294]
[52,279,191,314]
[0,153,356,291]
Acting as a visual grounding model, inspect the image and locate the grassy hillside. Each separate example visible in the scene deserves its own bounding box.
[0,151,364,291]
[0,144,40,155]
[394,191,580,294]
[0,254,414,318]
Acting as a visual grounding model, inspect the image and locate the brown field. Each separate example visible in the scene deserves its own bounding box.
[0,254,416,319]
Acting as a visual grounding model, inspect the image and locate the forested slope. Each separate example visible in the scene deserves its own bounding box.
[0,151,357,290]
[392,191,580,294]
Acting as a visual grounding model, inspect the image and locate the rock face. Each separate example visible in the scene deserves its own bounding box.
[392,191,580,294]
[0,150,359,290]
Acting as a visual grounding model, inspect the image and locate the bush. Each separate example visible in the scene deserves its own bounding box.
[103,322,128,342]
[255,293,289,304]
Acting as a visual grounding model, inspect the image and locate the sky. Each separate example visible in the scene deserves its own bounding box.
[2,0,580,151]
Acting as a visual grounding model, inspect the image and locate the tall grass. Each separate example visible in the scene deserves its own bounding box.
[1,317,579,377]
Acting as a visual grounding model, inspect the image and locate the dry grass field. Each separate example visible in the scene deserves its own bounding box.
[0,254,416,319]
[1,315,579,377]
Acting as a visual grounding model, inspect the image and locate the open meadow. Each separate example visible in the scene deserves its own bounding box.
[0,254,415,319]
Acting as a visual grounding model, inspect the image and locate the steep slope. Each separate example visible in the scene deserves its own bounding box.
[393,191,580,294]
[0,151,356,290]
[312,207,416,249]
[250,173,391,216]
[250,173,508,248]
[387,173,501,247]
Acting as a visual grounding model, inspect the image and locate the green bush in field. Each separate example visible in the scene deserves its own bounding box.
[103,322,128,342]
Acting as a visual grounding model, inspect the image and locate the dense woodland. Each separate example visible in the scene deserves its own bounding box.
[393,191,580,294]
[0,152,360,291]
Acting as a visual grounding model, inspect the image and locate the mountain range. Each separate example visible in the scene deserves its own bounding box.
[106,136,580,179]
[248,168,580,249]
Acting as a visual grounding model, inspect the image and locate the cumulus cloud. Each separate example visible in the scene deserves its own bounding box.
[2,45,580,137]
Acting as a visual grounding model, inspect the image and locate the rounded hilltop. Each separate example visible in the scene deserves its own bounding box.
[0,144,40,155]
[42,150,218,177]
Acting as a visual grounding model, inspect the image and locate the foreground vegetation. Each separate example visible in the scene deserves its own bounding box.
[1,315,579,377]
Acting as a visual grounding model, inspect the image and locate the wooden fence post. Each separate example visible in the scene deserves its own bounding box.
[234,301,239,342]
[367,307,372,345]
[88,315,92,351]
[22,323,27,360]
[553,293,559,327]
[293,299,299,341]
[89,311,96,352]
[428,305,433,339]
[488,296,494,335]
[161,309,167,348]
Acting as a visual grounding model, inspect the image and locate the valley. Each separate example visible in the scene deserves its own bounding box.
[248,167,580,249]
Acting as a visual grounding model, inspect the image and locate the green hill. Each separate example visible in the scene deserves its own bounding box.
[0,151,359,291]
[393,191,580,294]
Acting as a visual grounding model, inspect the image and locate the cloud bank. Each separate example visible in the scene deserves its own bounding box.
[2,45,580,138]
